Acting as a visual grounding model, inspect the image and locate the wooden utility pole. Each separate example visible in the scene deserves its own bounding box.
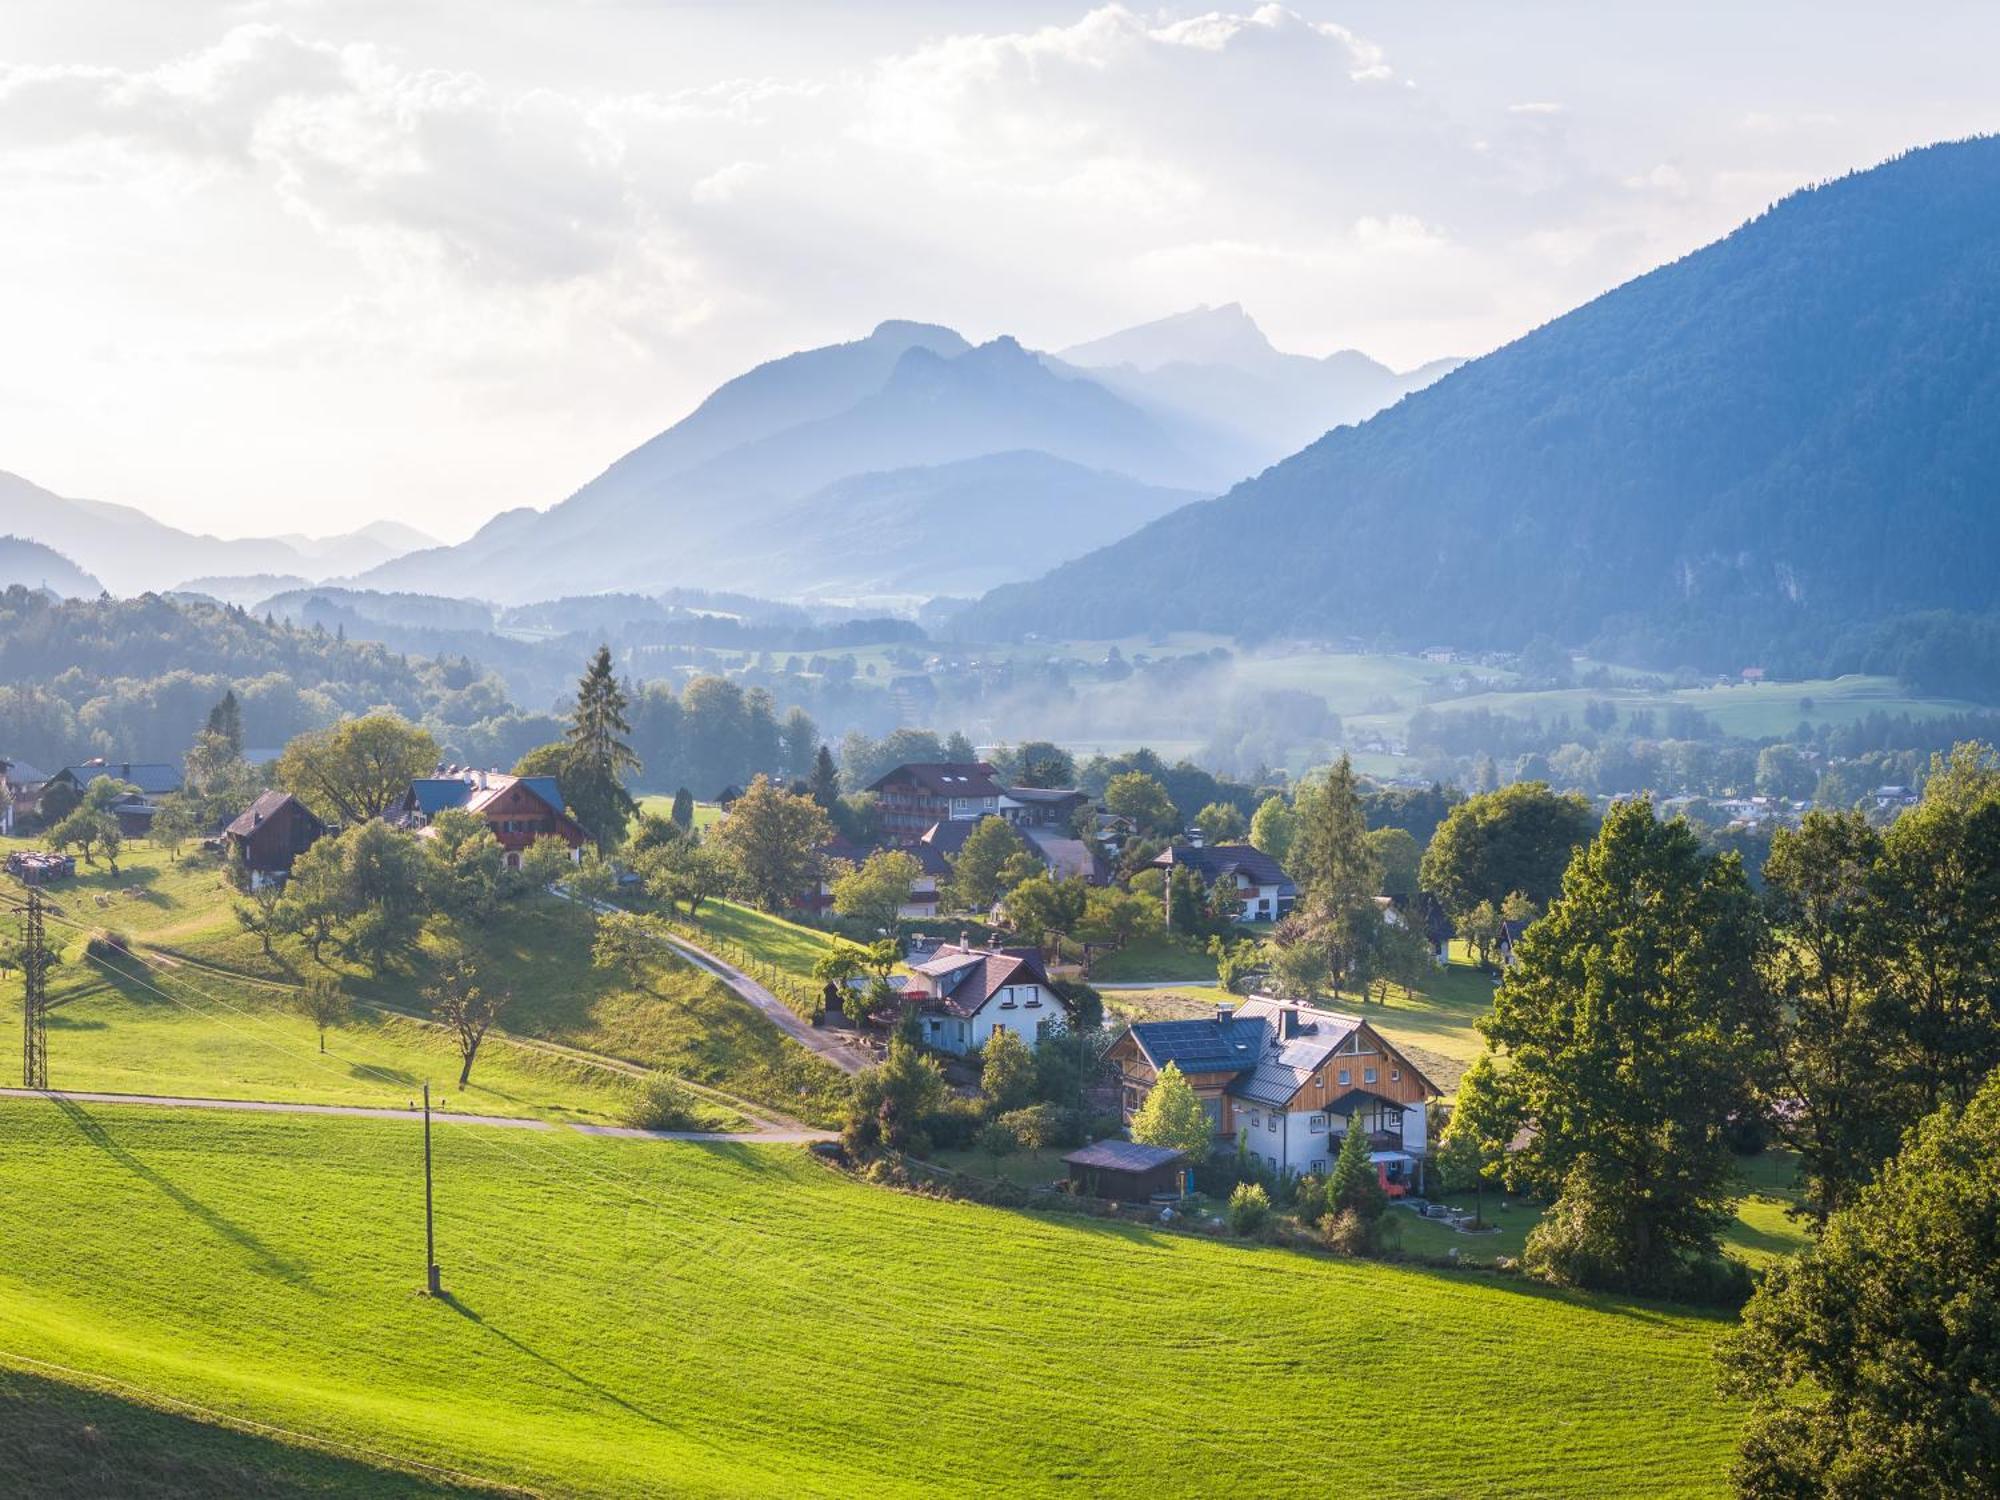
[423,1081,442,1296]
[21,887,48,1090]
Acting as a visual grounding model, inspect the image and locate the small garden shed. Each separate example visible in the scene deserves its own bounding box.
[1064,1140,1187,1201]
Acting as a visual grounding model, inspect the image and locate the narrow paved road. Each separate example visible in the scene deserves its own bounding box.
[574,895,876,1075]
[0,1087,833,1143]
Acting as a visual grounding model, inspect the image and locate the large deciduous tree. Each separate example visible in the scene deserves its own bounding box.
[1758,744,2000,1221]
[1480,798,1773,1295]
[278,714,439,826]
[1103,771,1179,837]
[830,849,921,936]
[945,816,1036,913]
[1249,794,1297,865]
[708,774,833,912]
[564,645,641,852]
[1418,781,1596,920]
[1719,1072,2000,1498]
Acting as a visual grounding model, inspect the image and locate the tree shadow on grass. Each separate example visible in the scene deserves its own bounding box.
[50,1097,321,1292]
[437,1293,671,1429]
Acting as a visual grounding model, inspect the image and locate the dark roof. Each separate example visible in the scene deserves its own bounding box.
[1126,1014,1269,1077]
[1151,842,1294,892]
[57,762,182,796]
[1004,785,1085,805]
[867,762,1005,799]
[1,759,50,786]
[907,942,1062,1018]
[224,790,318,838]
[907,818,975,876]
[1064,1139,1186,1172]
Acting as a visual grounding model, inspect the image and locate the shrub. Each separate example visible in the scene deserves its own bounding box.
[1322,1207,1376,1256]
[624,1077,703,1132]
[1227,1182,1273,1237]
[1293,1172,1328,1226]
[922,1096,987,1153]
[85,930,133,961]
[976,1122,1018,1158]
[998,1103,1081,1154]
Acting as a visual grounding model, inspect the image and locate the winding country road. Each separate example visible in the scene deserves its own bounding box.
[0,1086,834,1142]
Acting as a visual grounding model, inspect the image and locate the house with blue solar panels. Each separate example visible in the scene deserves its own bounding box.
[1107,997,1441,1188]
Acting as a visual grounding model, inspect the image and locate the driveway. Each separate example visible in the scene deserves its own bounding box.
[572,894,875,1076]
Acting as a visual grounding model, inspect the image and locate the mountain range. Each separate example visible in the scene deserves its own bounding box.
[0,470,436,597]
[351,312,1450,605]
[960,137,2000,667]
[0,535,102,598]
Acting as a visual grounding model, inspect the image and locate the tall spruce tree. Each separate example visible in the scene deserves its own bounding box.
[1286,755,1381,993]
[808,744,841,808]
[564,645,640,852]
[205,689,244,756]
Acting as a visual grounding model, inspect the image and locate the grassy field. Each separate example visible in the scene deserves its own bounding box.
[3,839,845,1128]
[633,795,725,832]
[0,1099,1747,1498]
[0,1363,513,1498]
[1392,1151,1810,1270]
[1085,932,1221,984]
[676,897,845,980]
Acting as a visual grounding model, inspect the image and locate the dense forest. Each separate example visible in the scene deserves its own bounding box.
[960,137,2000,680]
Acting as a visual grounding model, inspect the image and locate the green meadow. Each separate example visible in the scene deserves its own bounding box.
[0,1099,1746,1498]
[2,838,843,1127]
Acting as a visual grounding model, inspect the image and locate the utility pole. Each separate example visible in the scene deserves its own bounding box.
[21,886,47,1090]
[423,1081,442,1296]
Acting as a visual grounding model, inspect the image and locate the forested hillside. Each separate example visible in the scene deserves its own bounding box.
[961,137,2000,675]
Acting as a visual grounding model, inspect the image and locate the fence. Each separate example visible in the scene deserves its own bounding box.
[649,909,827,1023]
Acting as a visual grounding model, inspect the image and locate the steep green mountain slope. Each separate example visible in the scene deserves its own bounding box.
[961,137,2000,669]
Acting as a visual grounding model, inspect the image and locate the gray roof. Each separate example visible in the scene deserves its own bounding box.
[1151,842,1295,893]
[1064,1139,1186,1172]
[57,762,182,796]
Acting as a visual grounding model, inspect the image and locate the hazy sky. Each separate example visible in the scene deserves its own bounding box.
[3,2,1995,541]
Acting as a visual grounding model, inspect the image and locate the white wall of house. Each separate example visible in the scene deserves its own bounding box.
[1401,1105,1427,1156]
[1233,879,1287,923]
[967,982,1065,1053]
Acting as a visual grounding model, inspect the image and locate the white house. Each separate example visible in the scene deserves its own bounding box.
[1150,843,1297,925]
[903,941,1074,1055]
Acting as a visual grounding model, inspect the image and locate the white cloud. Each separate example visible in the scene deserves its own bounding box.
[0,2,1983,537]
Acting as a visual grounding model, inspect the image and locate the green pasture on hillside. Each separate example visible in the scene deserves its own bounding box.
[3,841,842,1127]
[0,1100,1746,1498]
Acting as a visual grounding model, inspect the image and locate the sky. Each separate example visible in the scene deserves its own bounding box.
[2,2,1996,543]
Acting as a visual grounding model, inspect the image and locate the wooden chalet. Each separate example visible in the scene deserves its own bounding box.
[1108,998,1441,1188]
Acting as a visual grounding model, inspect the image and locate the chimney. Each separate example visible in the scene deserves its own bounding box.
[1216,1002,1235,1026]
[1279,1005,1300,1040]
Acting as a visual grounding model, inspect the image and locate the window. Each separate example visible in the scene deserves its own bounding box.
[1267,1113,1278,1134]
[1390,1068,1401,1082]
[1308,1114,1327,1132]
[1025,996,1042,1008]
[1311,1159,1326,1175]
[1248,1109,1261,1127]
[1036,1019,1052,1042]
[1338,1069,1350,1086]
[1364,1067,1378,1084]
